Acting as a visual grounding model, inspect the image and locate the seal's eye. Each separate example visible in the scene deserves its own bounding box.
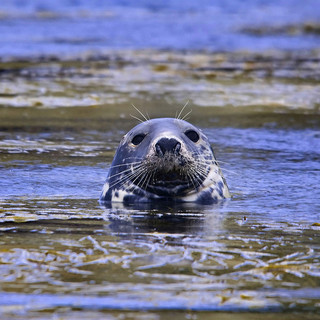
[185,130,200,143]
[131,134,146,145]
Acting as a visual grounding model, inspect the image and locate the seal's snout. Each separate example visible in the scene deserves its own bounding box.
[155,138,181,156]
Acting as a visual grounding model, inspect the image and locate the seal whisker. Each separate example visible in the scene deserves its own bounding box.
[212,159,232,165]
[106,169,138,183]
[189,168,206,188]
[109,156,144,160]
[107,165,146,188]
[108,169,145,191]
[107,160,143,170]
[194,158,227,166]
[136,166,156,191]
[189,160,209,184]
[127,165,152,187]
[189,172,202,189]
[217,167,239,176]
[127,169,149,192]
[186,171,198,190]
[143,168,157,191]
[107,171,138,190]
[106,163,144,180]
[144,169,157,190]
[192,157,217,173]
[107,161,143,168]
[131,104,149,122]
[177,100,190,120]
[136,172,150,191]
[130,114,144,123]
[192,152,231,167]
[181,109,192,121]
[193,155,237,176]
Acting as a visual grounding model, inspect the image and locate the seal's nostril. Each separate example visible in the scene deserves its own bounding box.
[155,143,164,156]
[155,138,180,156]
[174,142,181,154]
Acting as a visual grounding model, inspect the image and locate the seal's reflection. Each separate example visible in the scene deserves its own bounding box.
[101,201,228,236]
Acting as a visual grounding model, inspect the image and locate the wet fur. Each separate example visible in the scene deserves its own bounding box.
[100,118,230,204]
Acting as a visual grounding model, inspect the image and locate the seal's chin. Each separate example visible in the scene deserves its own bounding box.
[147,170,191,197]
[152,170,188,186]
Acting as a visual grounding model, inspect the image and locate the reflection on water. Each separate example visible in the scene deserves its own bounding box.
[1,96,319,318]
[0,2,320,317]
[0,199,319,317]
[0,50,320,318]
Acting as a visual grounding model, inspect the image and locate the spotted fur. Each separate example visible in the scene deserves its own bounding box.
[100,118,230,204]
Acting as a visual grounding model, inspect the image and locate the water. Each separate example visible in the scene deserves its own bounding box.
[0,0,320,57]
[0,1,320,319]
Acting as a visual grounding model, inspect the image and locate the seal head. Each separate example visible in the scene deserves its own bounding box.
[100,118,230,204]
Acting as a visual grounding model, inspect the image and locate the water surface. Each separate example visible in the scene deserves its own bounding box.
[1,50,320,319]
[0,1,320,319]
[0,0,320,57]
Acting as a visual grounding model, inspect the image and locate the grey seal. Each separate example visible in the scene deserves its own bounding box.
[100,118,230,204]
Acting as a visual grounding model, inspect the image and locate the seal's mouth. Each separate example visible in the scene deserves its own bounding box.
[145,168,191,196]
[151,170,188,186]
[130,159,191,196]
[129,153,207,197]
